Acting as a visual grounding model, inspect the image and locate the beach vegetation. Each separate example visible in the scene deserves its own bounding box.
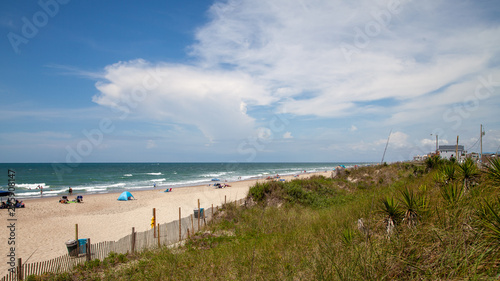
[484,157,500,186]
[457,157,480,191]
[36,162,500,280]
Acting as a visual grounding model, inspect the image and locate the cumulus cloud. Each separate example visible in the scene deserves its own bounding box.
[375,131,410,149]
[92,60,272,142]
[283,132,293,139]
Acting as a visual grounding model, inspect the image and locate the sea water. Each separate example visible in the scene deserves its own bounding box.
[0,162,367,199]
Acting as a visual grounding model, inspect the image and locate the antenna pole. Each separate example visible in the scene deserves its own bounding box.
[381,129,392,164]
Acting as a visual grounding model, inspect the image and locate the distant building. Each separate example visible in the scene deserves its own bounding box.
[413,155,429,161]
[467,152,480,162]
[438,145,466,161]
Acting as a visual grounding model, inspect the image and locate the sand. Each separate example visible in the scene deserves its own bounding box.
[0,171,331,276]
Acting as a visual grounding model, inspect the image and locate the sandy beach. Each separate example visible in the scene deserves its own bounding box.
[0,171,330,276]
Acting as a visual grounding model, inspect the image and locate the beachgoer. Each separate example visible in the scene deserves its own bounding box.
[68,187,73,195]
[153,183,156,189]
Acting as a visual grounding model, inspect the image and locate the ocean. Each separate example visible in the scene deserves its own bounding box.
[1,162,366,199]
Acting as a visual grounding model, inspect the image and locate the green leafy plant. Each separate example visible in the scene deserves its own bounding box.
[484,157,500,186]
[341,227,355,246]
[457,158,479,191]
[399,188,420,227]
[379,197,402,236]
[476,197,500,258]
[425,155,443,170]
[440,183,462,207]
[440,163,457,184]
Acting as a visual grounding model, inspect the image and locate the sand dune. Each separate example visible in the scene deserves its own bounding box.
[0,171,330,276]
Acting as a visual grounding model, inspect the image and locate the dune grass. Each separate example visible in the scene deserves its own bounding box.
[30,161,500,280]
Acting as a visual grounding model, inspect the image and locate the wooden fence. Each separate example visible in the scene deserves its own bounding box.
[1,198,244,281]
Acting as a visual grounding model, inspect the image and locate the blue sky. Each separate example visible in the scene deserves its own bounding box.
[1,0,500,163]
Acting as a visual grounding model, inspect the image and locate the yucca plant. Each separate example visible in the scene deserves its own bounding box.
[425,155,443,170]
[440,163,457,184]
[399,188,420,227]
[457,157,479,191]
[440,183,463,207]
[484,157,500,186]
[476,197,500,259]
[379,197,402,236]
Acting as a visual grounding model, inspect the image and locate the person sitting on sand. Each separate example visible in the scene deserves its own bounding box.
[0,202,6,209]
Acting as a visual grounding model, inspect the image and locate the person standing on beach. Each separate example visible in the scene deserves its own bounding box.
[68,187,73,195]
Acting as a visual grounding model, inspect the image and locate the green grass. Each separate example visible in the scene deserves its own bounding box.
[34,162,500,280]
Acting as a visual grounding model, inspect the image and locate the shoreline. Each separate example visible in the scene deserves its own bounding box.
[12,170,333,201]
[0,171,331,276]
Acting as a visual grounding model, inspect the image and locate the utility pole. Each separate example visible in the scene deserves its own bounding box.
[435,134,438,154]
[430,134,438,154]
[480,124,484,163]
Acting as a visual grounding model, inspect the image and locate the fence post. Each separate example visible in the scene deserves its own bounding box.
[75,224,79,255]
[153,208,156,238]
[17,258,22,281]
[203,204,206,226]
[131,227,136,254]
[225,195,227,205]
[191,214,194,235]
[178,207,181,241]
[157,223,160,248]
[86,238,91,262]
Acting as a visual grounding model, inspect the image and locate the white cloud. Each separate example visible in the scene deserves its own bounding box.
[377,131,410,149]
[283,132,293,139]
[92,60,273,142]
[146,140,157,149]
[191,0,500,121]
[90,0,500,161]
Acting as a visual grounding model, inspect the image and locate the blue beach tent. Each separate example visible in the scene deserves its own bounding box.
[117,191,134,201]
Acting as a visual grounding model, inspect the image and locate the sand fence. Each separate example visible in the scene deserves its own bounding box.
[2,198,244,281]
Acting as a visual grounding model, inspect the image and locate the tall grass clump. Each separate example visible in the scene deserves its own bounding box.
[476,197,500,259]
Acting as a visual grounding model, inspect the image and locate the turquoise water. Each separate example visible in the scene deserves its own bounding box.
[0,162,366,199]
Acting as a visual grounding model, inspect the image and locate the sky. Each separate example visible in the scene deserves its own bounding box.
[1,0,499,163]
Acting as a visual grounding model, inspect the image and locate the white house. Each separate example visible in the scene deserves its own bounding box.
[438,145,466,161]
